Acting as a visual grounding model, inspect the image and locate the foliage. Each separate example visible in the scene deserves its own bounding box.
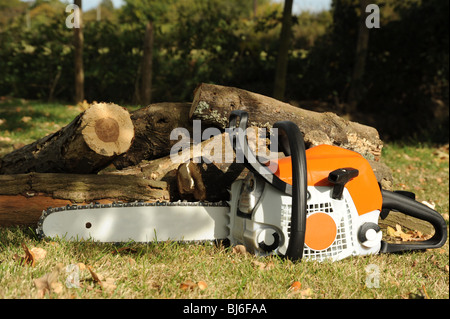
[0,0,448,142]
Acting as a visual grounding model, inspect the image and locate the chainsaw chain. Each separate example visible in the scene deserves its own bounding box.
[35,200,228,240]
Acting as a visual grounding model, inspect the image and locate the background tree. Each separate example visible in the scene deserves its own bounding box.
[0,0,447,143]
[347,0,371,113]
[120,0,169,106]
[273,0,293,101]
[74,0,84,103]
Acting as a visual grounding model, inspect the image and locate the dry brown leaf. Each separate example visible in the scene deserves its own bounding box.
[288,281,302,292]
[232,245,248,255]
[30,247,47,261]
[252,260,266,270]
[21,242,35,266]
[422,285,430,299]
[87,265,102,283]
[180,280,197,291]
[300,288,313,298]
[87,265,116,292]
[101,278,117,292]
[387,226,397,237]
[387,224,430,242]
[33,263,64,298]
[21,116,32,123]
[252,260,274,271]
[197,281,208,290]
[77,262,86,271]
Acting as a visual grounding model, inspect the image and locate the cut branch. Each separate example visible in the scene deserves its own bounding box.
[0,103,134,174]
[190,83,383,161]
[0,173,169,226]
[112,102,192,170]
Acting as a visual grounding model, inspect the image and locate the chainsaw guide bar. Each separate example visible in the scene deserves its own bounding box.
[36,200,230,243]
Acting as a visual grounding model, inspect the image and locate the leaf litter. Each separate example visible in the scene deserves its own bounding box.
[386,224,431,242]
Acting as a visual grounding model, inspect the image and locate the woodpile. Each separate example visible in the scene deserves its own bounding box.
[1,83,395,228]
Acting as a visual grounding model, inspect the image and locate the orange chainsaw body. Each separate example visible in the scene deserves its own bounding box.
[272,144,383,216]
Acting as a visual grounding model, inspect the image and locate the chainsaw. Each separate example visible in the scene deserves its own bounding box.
[36,110,447,262]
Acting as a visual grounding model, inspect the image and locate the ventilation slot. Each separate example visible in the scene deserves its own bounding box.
[280,201,354,262]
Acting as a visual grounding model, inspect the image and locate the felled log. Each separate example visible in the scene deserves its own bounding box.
[190,83,383,161]
[103,132,248,202]
[0,103,134,174]
[104,128,392,202]
[112,102,192,169]
[0,173,169,226]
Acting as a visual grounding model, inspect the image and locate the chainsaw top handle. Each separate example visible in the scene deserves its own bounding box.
[379,190,447,253]
[228,110,308,261]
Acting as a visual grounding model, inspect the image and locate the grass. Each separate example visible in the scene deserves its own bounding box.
[0,98,448,299]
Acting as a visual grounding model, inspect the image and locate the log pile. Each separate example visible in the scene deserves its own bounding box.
[1,84,396,229]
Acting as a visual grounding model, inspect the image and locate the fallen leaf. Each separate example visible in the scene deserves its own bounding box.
[33,263,64,298]
[288,281,302,292]
[387,226,397,237]
[20,242,35,266]
[444,265,449,272]
[252,260,266,270]
[197,281,208,290]
[300,287,312,298]
[101,278,117,292]
[30,247,47,261]
[400,231,413,241]
[252,260,274,271]
[421,285,430,299]
[180,280,197,291]
[87,265,102,283]
[77,262,86,271]
[87,265,116,292]
[21,116,32,123]
[232,245,248,255]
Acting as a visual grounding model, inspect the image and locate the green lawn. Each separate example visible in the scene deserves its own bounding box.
[0,98,448,299]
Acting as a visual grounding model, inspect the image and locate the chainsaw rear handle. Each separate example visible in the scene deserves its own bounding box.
[379,190,448,253]
[228,110,308,261]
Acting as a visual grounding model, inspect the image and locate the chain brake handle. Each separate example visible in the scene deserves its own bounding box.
[228,110,308,261]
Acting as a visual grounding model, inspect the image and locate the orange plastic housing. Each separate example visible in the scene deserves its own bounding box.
[272,145,382,216]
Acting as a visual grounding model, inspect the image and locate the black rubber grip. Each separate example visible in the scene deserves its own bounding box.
[379,190,447,253]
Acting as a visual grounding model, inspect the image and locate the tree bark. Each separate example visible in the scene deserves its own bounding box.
[273,0,293,101]
[112,102,192,170]
[0,103,134,174]
[74,0,84,103]
[105,132,248,202]
[191,83,383,161]
[0,173,169,226]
